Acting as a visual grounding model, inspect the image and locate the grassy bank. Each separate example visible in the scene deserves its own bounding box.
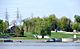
[8,32,80,40]
[51,32,80,38]
[0,32,80,40]
[9,37,47,40]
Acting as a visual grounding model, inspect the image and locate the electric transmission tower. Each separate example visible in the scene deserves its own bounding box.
[5,8,9,21]
[17,8,19,19]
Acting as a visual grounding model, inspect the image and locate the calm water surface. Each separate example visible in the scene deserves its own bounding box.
[0,42,80,49]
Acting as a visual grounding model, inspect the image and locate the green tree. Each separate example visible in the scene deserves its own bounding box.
[0,19,3,32]
[72,23,79,30]
[3,21,9,33]
[15,26,21,37]
[40,28,47,38]
[74,15,80,23]
[60,16,72,31]
[74,15,80,31]
[48,14,58,31]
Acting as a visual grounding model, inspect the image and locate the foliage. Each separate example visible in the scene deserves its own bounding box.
[0,20,3,32]
[72,23,79,30]
[23,14,57,38]
[3,21,9,33]
[1,14,80,38]
[14,26,24,37]
[74,15,80,23]
[48,14,58,31]
[60,16,72,31]
[0,20,9,33]
[22,14,75,38]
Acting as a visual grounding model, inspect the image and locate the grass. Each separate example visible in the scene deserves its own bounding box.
[10,37,47,40]
[0,32,80,40]
[51,32,80,38]
[0,33,10,36]
[10,32,80,40]
[6,32,47,40]
[76,34,80,38]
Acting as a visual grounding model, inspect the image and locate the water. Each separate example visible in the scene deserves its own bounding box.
[0,42,80,49]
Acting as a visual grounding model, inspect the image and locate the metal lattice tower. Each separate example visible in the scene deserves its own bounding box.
[17,8,19,19]
[16,8,22,26]
[5,8,8,21]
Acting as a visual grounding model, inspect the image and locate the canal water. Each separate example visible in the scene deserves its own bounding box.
[0,42,80,49]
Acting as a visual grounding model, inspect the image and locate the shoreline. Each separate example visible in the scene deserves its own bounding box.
[0,38,80,43]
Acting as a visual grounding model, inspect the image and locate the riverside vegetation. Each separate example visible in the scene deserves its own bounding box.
[0,14,80,39]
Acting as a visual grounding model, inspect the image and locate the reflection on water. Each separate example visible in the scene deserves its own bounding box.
[0,42,80,49]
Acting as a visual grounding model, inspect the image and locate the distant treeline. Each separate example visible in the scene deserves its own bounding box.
[23,14,80,36]
[0,14,80,37]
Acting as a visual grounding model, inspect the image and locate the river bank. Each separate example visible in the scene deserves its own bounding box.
[0,38,80,43]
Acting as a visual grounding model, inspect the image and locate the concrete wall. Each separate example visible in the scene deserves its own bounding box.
[62,38,73,42]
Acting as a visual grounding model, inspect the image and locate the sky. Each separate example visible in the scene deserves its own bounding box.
[0,0,80,22]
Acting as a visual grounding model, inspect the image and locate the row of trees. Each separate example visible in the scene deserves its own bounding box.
[23,14,80,38]
[0,14,80,38]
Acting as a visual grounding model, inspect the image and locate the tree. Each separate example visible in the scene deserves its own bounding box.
[72,23,79,30]
[0,20,9,33]
[48,14,58,31]
[3,21,9,33]
[20,26,24,36]
[74,15,80,31]
[40,28,47,38]
[0,20,3,32]
[60,16,72,31]
[74,15,80,23]
[15,26,21,37]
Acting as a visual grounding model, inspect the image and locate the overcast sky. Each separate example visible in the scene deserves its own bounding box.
[0,0,80,22]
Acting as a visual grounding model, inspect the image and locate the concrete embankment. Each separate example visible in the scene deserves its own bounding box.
[62,38,73,42]
[0,40,45,43]
[13,40,45,43]
[61,38,80,42]
[0,38,80,43]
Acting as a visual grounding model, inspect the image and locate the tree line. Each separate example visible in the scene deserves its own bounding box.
[23,14,80,38]
[0,14,80,37]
